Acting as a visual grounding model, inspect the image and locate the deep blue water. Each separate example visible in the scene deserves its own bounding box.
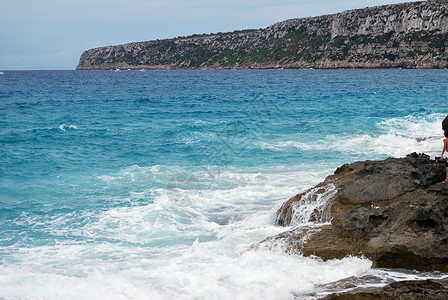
[0,69,447,299]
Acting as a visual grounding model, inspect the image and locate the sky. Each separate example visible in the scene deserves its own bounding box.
[0,0,420,70]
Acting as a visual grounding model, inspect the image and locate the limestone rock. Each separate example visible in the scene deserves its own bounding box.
[77,0,448,70]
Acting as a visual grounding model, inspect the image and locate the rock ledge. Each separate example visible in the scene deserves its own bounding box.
[322,278,448,300]
[261,153,448,272]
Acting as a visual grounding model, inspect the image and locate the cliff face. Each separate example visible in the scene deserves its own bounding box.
[255,153,448,272]
[77,0,448,70]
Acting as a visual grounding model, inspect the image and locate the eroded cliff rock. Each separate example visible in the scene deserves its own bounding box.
[256,153,448,272]
[77,0,448,70]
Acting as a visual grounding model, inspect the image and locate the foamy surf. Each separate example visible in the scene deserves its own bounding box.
[0,160,371,299]
[1,162,444,299]
[259,113,445,159]
[2,70,448,299]
[4,112,447,298]
[58,124,78,131]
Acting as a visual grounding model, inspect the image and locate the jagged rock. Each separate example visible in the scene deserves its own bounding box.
[77,0,448,70]
[260,153,448,272]
[321,278,448,300]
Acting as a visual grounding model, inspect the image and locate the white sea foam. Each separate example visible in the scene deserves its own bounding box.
[2,113,446,299]
[58,124,78,131]
[287,184,336,226]
[1,160,445,299]
[96,175,117,183]
[0,244,373,300]
[260,113,445,158]
[0,264,164,300]
[0,163,366,299]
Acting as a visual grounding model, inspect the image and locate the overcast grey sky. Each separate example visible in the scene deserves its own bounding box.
[0,0,420,70]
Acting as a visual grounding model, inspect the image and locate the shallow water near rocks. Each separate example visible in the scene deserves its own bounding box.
[1,69,448,299]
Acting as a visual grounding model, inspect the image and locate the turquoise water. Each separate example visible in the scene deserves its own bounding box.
[1,69,447,299]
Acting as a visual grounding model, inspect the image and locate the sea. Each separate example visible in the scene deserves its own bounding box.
[0,69,447,299]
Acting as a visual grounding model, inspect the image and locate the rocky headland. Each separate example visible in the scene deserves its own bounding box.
[255,152,448,298]
[77,0,448,70]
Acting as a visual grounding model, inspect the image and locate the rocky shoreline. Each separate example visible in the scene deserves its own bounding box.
[255,153,448,298]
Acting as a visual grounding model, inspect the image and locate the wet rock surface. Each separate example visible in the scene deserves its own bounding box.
[321,278,448,300]
[265,153,448,272]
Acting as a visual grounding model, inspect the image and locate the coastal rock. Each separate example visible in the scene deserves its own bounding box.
[77,0,448,70]
[260,153,448,272]
[321,278,448,300]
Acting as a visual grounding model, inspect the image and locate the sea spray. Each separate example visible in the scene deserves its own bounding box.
[1,69,447,299]
[285,184,336,226]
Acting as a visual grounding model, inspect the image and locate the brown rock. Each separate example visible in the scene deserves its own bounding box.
[321,278,448,300]
[259,153,448,272]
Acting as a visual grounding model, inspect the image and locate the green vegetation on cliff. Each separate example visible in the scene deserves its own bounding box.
[77,0,448,70]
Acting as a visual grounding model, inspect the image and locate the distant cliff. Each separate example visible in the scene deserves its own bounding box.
[77,0,448,70]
